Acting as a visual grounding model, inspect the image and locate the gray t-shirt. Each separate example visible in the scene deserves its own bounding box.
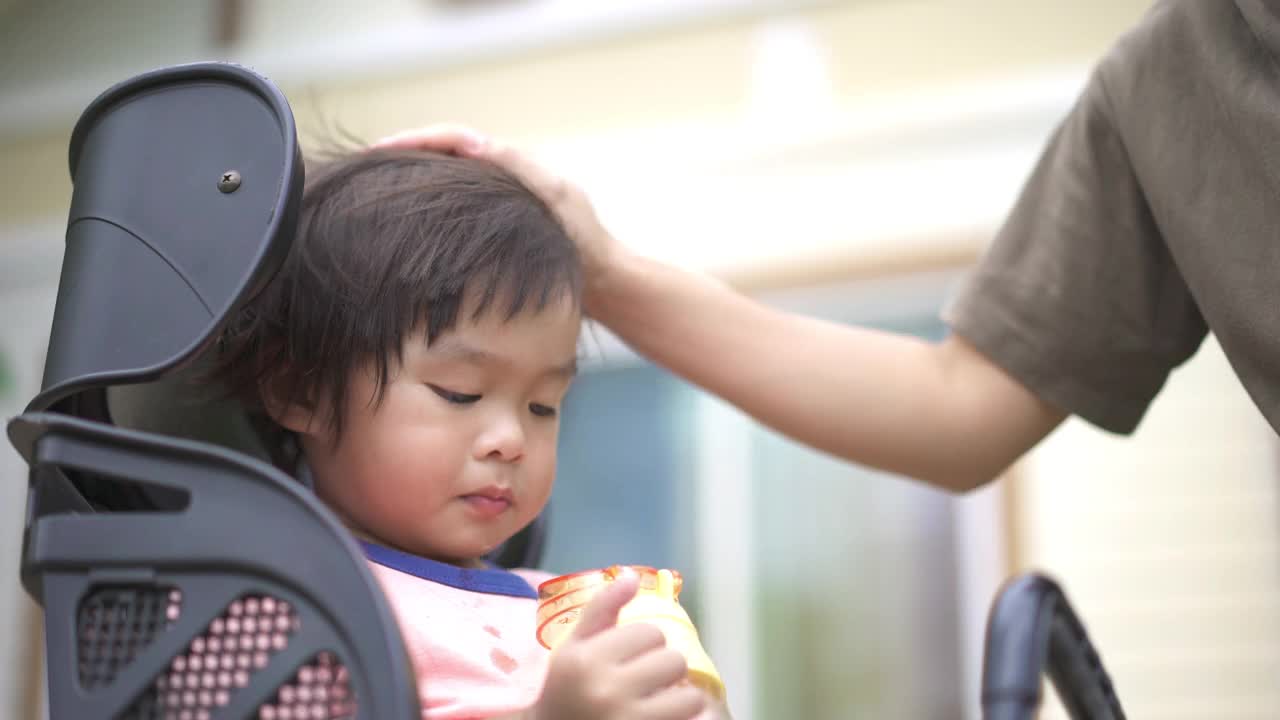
[946,0,1280,434]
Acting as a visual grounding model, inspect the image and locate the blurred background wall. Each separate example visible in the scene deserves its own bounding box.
[1,1,1277,718]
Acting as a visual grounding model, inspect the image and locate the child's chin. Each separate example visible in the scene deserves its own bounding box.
[445,539,507,566]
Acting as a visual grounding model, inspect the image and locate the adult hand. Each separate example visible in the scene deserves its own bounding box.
[372,124,627,307]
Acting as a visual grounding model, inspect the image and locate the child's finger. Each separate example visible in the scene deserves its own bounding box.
[583,620,667,664]
[616,645,688,695]
[569,567,639,641]
[633,684,707,720]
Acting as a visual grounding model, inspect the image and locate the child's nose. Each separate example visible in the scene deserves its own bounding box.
[475,413,525,463]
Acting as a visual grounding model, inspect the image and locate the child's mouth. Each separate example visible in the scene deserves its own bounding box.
[461,493,511,519]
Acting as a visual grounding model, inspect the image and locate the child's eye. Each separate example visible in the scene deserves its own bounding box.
[529,403,557,418]
[428,385,481,405]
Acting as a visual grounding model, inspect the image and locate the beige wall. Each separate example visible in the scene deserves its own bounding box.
[1016,336,1280,718]
[0,0,1151,233]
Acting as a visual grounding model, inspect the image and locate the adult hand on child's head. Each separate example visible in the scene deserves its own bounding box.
[529,567,707,720]
[371,124,626,309]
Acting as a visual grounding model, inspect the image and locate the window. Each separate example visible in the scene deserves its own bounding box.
[548,270,972,719]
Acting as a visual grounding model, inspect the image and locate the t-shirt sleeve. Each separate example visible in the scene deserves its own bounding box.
[943,52,1207,434]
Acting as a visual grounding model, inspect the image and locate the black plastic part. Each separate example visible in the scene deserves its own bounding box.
[9,412,421,720]
[981,573,1125,720]
[30,62,302,414]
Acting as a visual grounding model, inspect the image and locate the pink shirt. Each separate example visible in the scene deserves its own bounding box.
[362,542,553,719]
[363,543,725,720]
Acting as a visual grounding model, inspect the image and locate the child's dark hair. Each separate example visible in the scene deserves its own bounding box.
[212,148,581,442]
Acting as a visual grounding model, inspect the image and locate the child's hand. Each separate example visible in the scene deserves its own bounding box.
[371,124,627,306]
[529,568,707,720]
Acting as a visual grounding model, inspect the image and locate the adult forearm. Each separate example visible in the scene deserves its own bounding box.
[588,255,1063,491]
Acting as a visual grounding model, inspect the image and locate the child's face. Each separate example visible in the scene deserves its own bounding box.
[297,294,580,566]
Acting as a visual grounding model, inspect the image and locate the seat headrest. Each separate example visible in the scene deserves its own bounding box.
[104,357,273,465]
[30,62,302,416]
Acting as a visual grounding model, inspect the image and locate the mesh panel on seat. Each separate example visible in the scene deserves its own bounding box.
[119,592,304,720]
[257,651,356,720]
[78,586,181,690]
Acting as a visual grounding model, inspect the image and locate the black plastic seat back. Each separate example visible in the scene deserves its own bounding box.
[981,572,1126,720]
[31,62,301,516]
[7,62,420,719]
[33,62,299,420]
[10,413,419,720]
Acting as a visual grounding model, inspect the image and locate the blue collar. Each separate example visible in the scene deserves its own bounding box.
[359,540,538,599]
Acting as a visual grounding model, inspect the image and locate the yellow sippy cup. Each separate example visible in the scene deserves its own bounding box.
[536,565,725,701]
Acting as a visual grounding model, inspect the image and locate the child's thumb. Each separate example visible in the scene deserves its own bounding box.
[569,568,639,641]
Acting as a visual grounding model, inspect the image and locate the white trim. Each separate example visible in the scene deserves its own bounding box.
[953,480,1009,720]
[693,394,757,720]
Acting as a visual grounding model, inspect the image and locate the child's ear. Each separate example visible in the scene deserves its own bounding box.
[260,378,323,437]
[269,401,319,436]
